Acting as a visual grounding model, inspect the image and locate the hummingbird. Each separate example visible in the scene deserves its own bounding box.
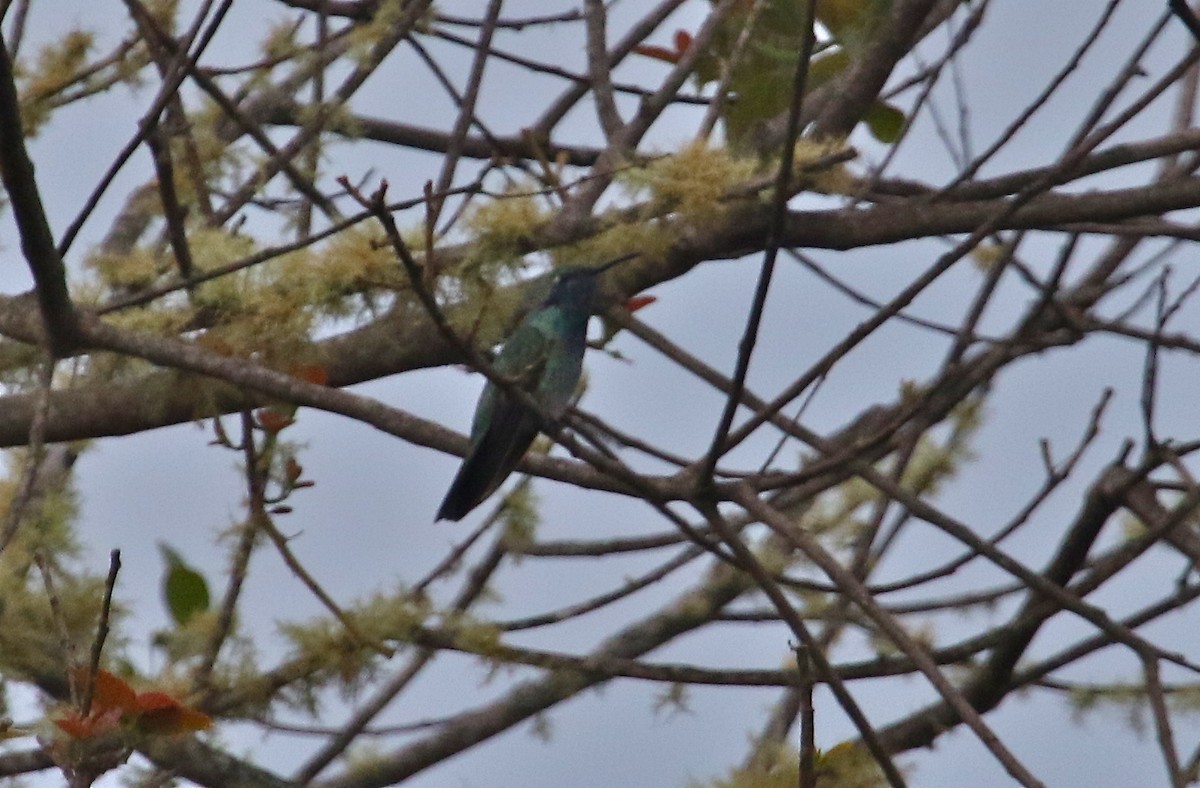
[436,255,635,522]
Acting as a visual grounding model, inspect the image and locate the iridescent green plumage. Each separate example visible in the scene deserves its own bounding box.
[436,258,630,521]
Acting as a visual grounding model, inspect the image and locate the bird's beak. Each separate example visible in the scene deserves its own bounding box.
[625,294,656,313]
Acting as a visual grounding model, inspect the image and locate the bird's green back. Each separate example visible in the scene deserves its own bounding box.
[468,317,551,445]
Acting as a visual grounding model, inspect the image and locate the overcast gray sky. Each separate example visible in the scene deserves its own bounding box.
[6,1,1200,786]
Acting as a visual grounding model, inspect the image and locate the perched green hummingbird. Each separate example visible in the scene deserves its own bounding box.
[436,255,635,521]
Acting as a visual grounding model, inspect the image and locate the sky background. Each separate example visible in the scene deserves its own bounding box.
[4,1,1200,786]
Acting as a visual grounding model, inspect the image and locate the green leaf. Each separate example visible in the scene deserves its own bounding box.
[864,100,906,143]
[159,543,211,627]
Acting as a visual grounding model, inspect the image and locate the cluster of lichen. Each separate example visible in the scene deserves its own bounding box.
[791,138,858,195]
[82,218,423,381]
[421,189,555,346]
[695,741,887,788]
[175,99,257,197]
[496,479,540,555]
[1070,681,1200,733]
[344,0,418,64]
[0,562,90,670]
[897,402,981,497]
[458,188,547,276]
[260,17,308,68]
[622,143,759,224]
[0,452,114,687]
[0,453,80,558]
[278,588,429,703]
[17,29,96,135]
[419,146,775,307]
[16,0,176,137]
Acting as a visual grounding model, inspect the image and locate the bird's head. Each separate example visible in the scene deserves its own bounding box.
[543,253,637,309]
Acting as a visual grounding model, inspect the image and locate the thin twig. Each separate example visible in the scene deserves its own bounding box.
[82,550,122,715]
[584,0,623,138]
[698,501,907,787]
[1143,655,1186,788]
[33,550,79,705]
[703,0,819,477]
[797,644,816,788]
[733,487,1045,787]
[260,516,393,658]
[0,357,55,553]
[430,0,503,217]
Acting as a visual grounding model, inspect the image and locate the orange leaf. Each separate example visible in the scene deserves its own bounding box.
[135,692,212,734]
[177,706,214,732]
[635,28,692,64]
[63,670,214,738]
[83,668,139,716]
[53,707,122,739]
[53,713,91,739]
[633,43,681,64]
[135,691,179,713]
[291,364,329,386]
[285,457,303,483]
[625,294,657,313]
[256,408,295,433]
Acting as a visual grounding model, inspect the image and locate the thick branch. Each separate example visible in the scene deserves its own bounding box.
[0,38,77,355]
[141,737,292,788]
[0,169,1197,448]
[810,0,942,138]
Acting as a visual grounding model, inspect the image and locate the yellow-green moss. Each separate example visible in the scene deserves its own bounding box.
[622,143,758,223]
[278,589,429,699]
[292,224,405,306]
[499,480,540,555]
[0,445,118,686]
[695,740,887,788]
[345,0,409,64]
[18,29,95,135]
[459,190,547,273]
[556,221,672,274]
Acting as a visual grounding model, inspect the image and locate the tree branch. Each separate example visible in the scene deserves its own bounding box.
[0,37,77,355]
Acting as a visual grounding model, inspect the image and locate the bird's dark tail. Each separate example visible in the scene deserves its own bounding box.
[436,420,539,521]
[435,454,490,521]
[434,484,474,522]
